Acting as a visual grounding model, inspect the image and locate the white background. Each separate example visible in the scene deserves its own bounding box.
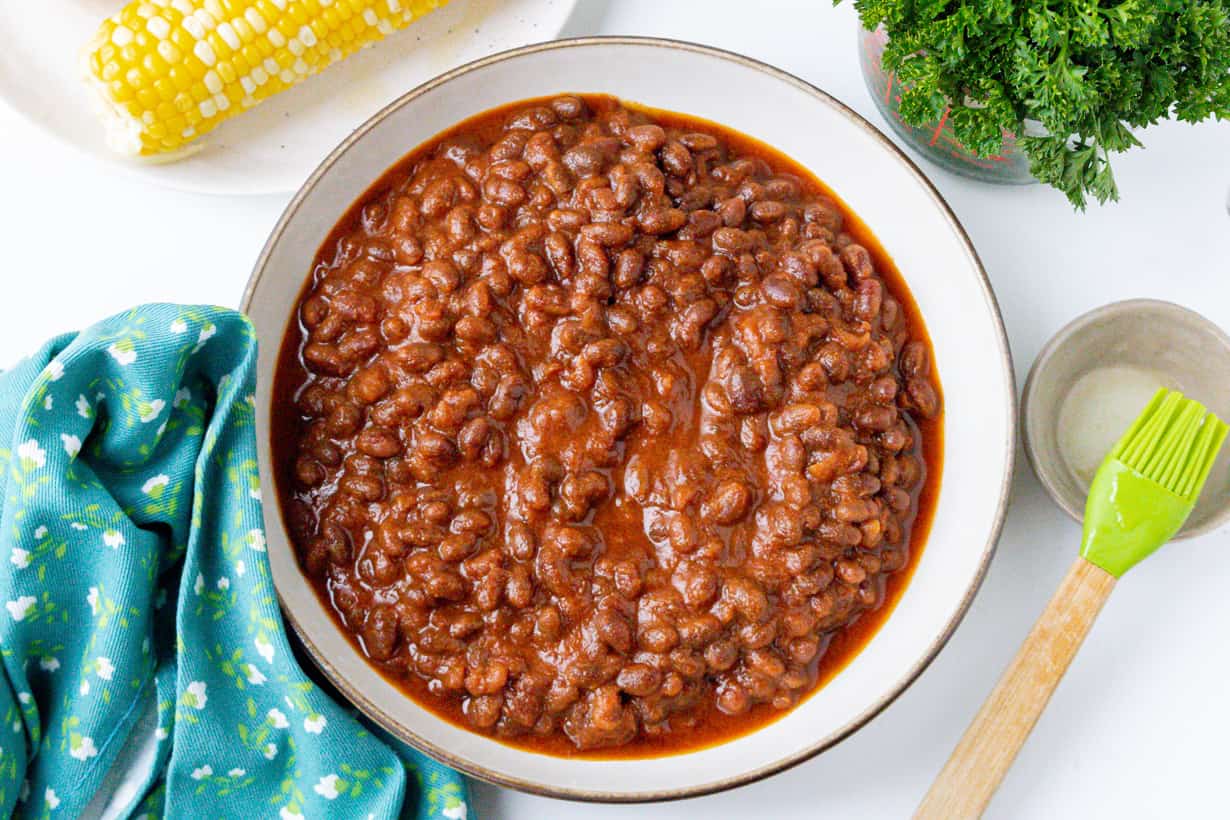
[2,1,1229,818]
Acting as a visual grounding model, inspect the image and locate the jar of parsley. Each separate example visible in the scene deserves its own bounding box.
[848,1,1230,209]
[860,26,1038,185]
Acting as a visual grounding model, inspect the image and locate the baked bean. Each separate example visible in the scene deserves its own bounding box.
[764,177,801,200]
[712,227,751,254]
[719,196,747,227]
[869,375,898,404]
[616,664,662,697]
[347,365,390,405]
[626,124,667,152]
[854,278,883,322]
[717,683,750,715]
[362,606,398,660]
[551,95,585,120]
[660,141,693,177]
[294,457,325,487]
[757,274,798,310]
[464,694,503,729]
[855,404,898,432]
[638,206,687,235]
[562,143,608,177]
[702,640,737,672]
[840,243,875,280]
[684,210,722,239]
[278,95,938,756]
[704,481,752,524]
[454,315,496,344]
[750,201,787,223]
[356,426,401,458]
[640,623,679,654]
[900,341,930,378]
[580,222,633,246]
[679,132,718,151]
[670,648,706,679]
[725,366,764,414]
[905,376,941,418]
[310,440,342,469]
[340,473,383,502]
[506,106,557,131]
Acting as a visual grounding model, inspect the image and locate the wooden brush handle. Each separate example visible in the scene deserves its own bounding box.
[915,557,1117,819]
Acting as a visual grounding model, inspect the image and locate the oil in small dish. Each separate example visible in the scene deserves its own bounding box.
[1057,365,1172,487]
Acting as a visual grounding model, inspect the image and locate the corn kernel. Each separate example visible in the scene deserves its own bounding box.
[168,65,194,91]
[154,78,177,102]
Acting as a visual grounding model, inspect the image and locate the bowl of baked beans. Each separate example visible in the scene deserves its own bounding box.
[242,37,1015,801]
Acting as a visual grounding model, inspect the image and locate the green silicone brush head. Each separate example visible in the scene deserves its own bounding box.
[1110,389,1228,503]
[1080,389,1228,577]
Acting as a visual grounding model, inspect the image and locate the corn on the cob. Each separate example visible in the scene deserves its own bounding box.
[84,0,449,158]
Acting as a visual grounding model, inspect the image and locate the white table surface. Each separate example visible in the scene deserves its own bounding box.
[3,1,1229,817]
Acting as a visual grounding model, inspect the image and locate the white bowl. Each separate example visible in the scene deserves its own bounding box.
[242,37,1015,802]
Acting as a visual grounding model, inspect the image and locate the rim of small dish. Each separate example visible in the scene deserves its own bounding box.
[242,35,1017,803]
[1022,297,1230,540]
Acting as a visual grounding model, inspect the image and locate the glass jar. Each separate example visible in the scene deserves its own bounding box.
[858,26,1037,185]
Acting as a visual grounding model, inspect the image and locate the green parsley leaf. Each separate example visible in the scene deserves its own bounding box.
[842,0,1230,209]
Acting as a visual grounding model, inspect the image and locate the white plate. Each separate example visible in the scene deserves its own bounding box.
[244,37,1015,802]
[0,0,578,195]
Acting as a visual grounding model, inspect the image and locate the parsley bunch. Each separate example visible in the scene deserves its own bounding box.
[845,0,1230,208]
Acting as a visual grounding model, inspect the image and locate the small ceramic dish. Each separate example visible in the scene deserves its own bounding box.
[243,36,1016,802]
[1023,299,1230,538]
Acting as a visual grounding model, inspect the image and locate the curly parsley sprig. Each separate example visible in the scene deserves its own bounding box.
[844,0,1230,208]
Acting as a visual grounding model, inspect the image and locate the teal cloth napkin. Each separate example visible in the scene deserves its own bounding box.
[0,305,471,820]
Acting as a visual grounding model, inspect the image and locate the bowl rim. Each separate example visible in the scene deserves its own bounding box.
[1022,297,1230,540]
[241,34,1017,803]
